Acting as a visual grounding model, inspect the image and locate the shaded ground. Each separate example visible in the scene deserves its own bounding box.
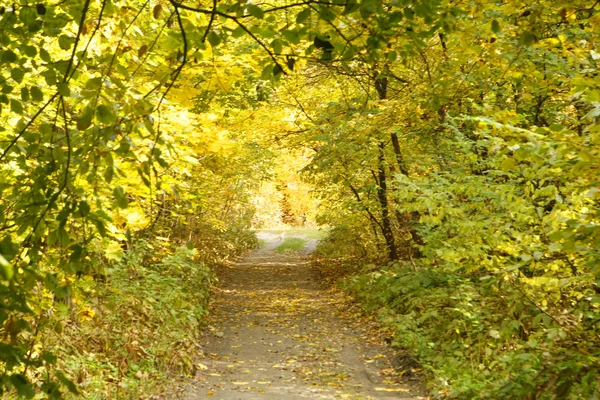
[177,232,426,399]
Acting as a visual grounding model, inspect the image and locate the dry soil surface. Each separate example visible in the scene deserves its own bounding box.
[179,232,426,400]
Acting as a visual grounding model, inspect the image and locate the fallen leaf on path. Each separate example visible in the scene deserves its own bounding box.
[375,387,409,392]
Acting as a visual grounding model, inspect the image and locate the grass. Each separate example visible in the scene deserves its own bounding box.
[275,237,307,253]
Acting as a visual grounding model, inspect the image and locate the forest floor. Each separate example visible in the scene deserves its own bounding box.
[169,232,426,399]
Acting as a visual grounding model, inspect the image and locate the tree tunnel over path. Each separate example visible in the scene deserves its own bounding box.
[1,0,599,398]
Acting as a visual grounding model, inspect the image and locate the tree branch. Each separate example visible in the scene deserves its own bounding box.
[63,0,92,81]
[202,0,218,43]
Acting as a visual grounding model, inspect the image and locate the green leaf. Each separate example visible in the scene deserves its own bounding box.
[10,99,23,114]
[79,201,91,217]
[55,371,79,395]
[77,107,94,130]
[0,236,19,261]
[96,104,115,125]
[54,284,72,298]
[23,131,40,142]
[85,77,102,90]
[58,34,73,50]
[319,6,336,21]
[548,230,565,241]
[261,64,274,80]
[104,166,114,183]
[30,86,43,102]
[246,4,264,19]
[28,21,43,32]
[1,49,18,64]
[501,157,517,172]
[40,123,53,135]
[23,45,37,57]
[113,186,129,209]
[11,67,24,83]
[41,69,57,85]
[21,87,30,102]
[58,82,70,97]
[271,39,283,54]
[137,167,151,187]
[273,64,283,76]
[343,0,359,15]
[9,374,35,399]
[207,31,221,47]
[282,30,300,45]
[296,8,310,23]
[39,48,51,62]
[0,254,14,281]
[93,219,107,237]
[491,19,500,33]
[231,26,246,38]
[519,31,536,46]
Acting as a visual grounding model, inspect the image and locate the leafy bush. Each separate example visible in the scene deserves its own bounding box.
[342,262,599,399]
[54,241,214,398]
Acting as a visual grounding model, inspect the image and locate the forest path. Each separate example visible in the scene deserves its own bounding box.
[180,232,425,399]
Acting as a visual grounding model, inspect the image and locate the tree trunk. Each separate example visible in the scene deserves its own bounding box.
[390,132,409,176]
[375,67,421,261]
[376,143,398,261]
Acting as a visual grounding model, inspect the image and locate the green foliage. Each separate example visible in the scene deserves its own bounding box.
[315,226,381,261]
[0,0,270,392]
[56,241,214,398]
[343,264,599,398]
[2,0,600,397]
[290,0,600,398]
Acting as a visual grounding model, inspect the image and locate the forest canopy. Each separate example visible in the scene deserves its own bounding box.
[0,0,599,398]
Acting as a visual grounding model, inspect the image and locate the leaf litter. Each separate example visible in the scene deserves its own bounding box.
[169,232,428,399]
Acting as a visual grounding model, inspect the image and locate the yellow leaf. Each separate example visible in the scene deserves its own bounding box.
[125,210,149,230]
[375,387,409,392]
[105,241,124,262]
[78,307,96,322]
[501,157,517,172]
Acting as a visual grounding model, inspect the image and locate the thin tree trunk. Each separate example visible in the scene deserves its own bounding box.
[348,183,384,235]
[373,69,399,261]
[376,143,398,261]
[375,67,419,261]
[390,132,409,176]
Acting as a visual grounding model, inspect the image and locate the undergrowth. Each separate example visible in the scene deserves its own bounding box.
[339,262,599,399]
[313,224,600,399]
[55,241,211,399]
[13,226,258,400]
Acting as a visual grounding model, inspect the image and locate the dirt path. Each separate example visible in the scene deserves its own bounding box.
[181,233,426,399]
